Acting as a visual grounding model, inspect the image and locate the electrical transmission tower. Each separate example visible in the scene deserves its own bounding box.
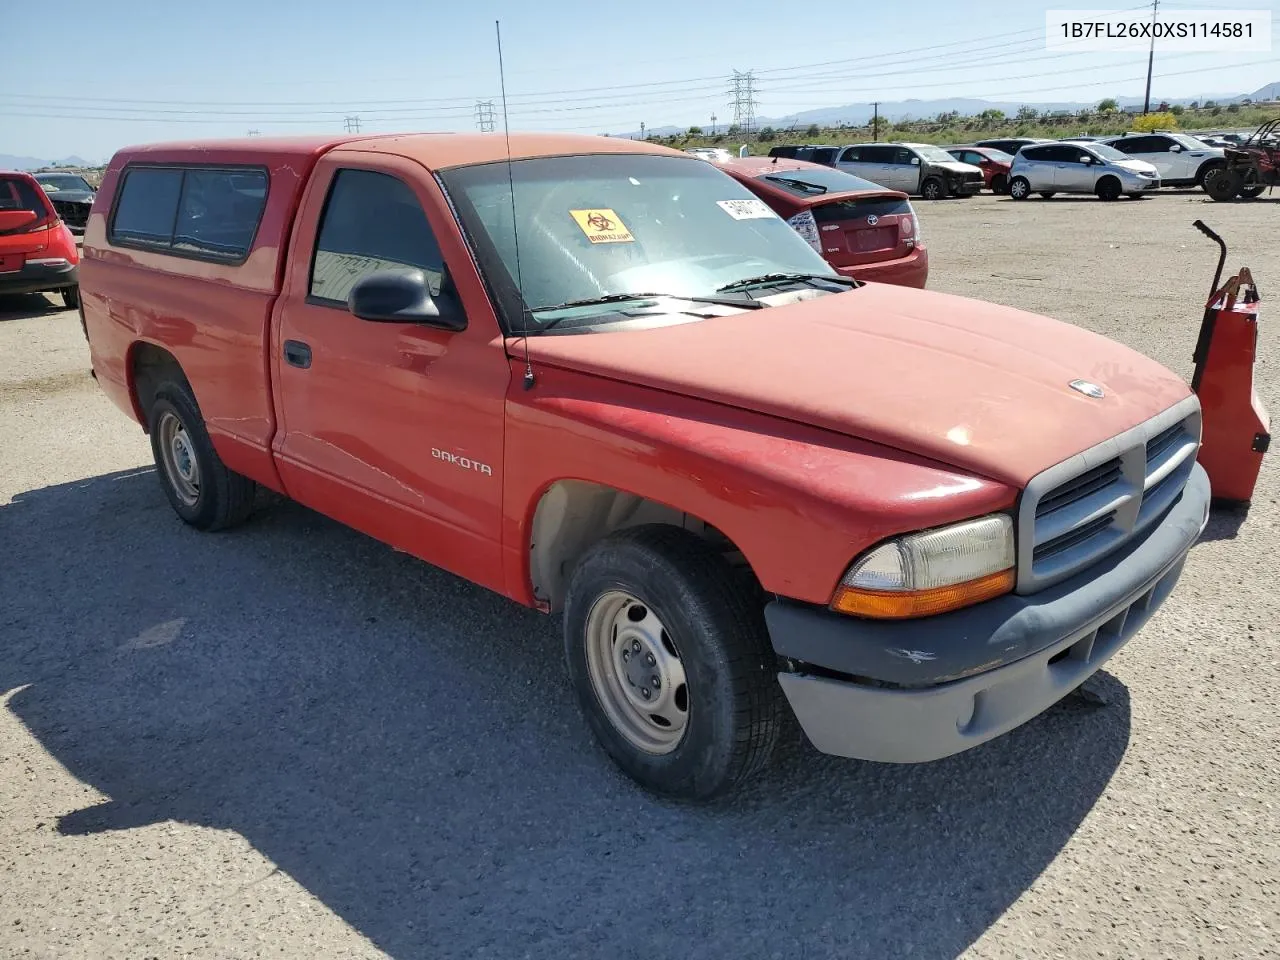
[474,100,497,132]
[728,70,758,137]
[343,116,362,133]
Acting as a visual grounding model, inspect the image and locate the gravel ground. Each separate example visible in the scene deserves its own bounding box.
[1,191,1277,960]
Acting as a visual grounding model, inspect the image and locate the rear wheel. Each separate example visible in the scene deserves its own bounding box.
[1205,168,1242,201]
[1195,160,1225,189]
[920,177,946,201]
[1096,177,1122,202]
[991,173,1008,194]
[1009,177,1031,200]
[1238,169,1265,199]
[148,380,257,531]
[60,286,79,309]
[563,525,781,801]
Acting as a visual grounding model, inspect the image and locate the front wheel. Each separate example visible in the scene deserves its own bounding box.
[990,173,1008,194]
[148,380,257,531]
[1009,176,1031,200]
[563,525,781,801]
[1096,177,1122,202]
[920,177,946,201]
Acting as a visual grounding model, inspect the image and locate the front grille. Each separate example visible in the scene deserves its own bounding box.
[1035,458,1123,517]
[51,199,89,228]
[1016,398,1201,593]
[1034,511,1117,563]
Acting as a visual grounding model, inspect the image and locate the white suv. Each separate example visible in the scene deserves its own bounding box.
[1099,133,1226,190]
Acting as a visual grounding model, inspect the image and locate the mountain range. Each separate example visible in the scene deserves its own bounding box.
[620,82,1279,138]
[0,154,95,171]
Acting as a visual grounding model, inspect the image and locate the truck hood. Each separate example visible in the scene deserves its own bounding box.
[524,284,1193,487]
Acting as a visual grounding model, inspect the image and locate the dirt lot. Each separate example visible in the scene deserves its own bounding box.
[1,191,1277,960]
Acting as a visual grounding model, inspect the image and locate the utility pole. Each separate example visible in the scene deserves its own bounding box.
[729,70,758,137]
[343,115,362,133]
[710,113,716,135]
[1142,0,1159,115]
[872,101,880,140]
[639,121,646,140]
[474,100,496,132]
[246,129,260,137]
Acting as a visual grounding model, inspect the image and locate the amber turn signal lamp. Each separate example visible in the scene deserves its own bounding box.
[830,568,1016,620]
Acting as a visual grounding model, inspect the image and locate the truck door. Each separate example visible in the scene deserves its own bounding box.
[270,152,510,593]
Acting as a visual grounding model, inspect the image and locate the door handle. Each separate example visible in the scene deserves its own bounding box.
[283,340,312,369]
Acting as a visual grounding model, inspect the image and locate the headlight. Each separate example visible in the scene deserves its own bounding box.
[830,514,1015,619]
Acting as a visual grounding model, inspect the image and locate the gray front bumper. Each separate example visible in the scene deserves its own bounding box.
[770,462,1211,764]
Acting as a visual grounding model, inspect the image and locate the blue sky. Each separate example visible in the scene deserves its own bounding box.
[3,0,1276,161]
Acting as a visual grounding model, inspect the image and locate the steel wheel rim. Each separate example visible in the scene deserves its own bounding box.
[1011,180,1027,199]
[157,410,200,506]
[584,591,689,755]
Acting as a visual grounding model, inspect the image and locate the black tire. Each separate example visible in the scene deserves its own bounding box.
[563,525,782,801]
[61,285,80,309]
[920,177,946,201]
[1038,191,1056,199]
[147,380,257,531]
[991,173,1008,194]
[1238,170,1265,199]
[1009,176,1031,200]
[1195,160,1225,189]
[1096,177,1122,201]
[1204,168,1241,201]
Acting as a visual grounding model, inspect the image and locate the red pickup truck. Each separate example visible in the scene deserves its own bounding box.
[80,133,1211,800]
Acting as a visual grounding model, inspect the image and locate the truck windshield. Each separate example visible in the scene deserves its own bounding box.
[439,153,842,333]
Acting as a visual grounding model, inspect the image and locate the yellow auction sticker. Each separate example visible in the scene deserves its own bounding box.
[569,208,635,244]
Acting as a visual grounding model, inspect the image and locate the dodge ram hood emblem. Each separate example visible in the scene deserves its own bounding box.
[1069,379,1105,399]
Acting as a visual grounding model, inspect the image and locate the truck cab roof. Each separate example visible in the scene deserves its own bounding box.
[108,132,682,172]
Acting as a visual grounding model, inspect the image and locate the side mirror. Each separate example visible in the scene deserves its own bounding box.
[1170,144,1183,152]
[347,269,465,330]
[910,157,921,165]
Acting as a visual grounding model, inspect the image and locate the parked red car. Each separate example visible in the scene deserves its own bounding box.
[715,157,928,288]
[0,170,80,307]
[946,146,1014,194]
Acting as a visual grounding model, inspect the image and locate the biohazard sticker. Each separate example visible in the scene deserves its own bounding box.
[569,208,635,243]
[716,198,775,220]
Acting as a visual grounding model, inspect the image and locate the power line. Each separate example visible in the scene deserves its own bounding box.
[4,54,1268,131]
[1143,0,1160,114]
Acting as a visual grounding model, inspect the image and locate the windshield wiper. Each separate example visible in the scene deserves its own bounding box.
[531,291,764,332]
[716,273,859,294]
[763,175,828,194]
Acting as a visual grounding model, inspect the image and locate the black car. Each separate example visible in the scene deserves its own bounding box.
[972,138,1052,157]
[32,172,95,232]
[767,144,839,166]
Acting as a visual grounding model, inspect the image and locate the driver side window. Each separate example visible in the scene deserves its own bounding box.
[310,168,444,305]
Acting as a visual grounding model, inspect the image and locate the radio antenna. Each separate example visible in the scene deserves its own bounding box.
[496,20,534,390]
